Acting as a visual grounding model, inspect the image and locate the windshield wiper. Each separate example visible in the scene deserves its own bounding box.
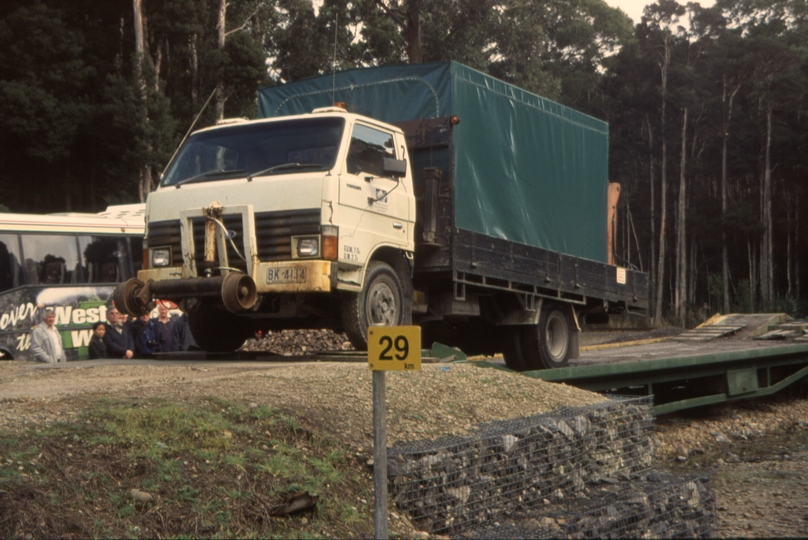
[247,162,324,181]
[174,169,246,189]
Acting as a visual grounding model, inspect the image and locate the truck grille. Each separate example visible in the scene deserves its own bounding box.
[147,208,321,272]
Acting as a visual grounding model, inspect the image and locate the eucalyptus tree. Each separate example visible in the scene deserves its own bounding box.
[690,4,747,313]
[636,0,687,325]
[719,0,808,310]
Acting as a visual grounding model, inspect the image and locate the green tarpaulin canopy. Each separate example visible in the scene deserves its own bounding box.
[258,61,609,263]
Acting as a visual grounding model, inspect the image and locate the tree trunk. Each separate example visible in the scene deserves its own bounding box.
[675,107,688,322]
[153,38,163,93]
[646,114,656,318]
[748,239,757,310]
[215,0,227,120]
[133,0,151,202]
[133,0,146,71]
[760,107,773,309]
[628,204,643,271]
[405,0,422,63]
[721,81,738,315]
[688,237,697,307]
[787,186,793,298]
[654,39,671,327]
[655,143,667,326]
[190,34,199,110]
[65,174,72,212]
[797,191,801,299]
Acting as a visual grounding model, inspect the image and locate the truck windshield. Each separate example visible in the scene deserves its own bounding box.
[161,117,345,187]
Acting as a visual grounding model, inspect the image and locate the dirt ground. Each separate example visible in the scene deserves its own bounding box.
[2,331,808,537]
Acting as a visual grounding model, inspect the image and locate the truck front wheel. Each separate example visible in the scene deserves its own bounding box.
[523,303,572,369]
[342,261,405,350]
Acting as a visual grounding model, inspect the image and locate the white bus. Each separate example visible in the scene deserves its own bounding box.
[0,204,145,361]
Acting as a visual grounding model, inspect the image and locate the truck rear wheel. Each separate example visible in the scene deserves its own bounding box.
[341,261,404,350]
[501,327,529,371]
[523,303,572,369]
[186,301,252,353]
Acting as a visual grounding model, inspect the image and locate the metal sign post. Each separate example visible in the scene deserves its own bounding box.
[368,326,421,540]
[372,369,388,539]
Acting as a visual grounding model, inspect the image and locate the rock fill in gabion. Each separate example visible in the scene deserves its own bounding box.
[388,396,656,535]
[469,472,715,539]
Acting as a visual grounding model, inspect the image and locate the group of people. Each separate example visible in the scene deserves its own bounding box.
[30,301,197,363]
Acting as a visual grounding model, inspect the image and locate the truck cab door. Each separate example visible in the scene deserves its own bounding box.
[338,123,410,249]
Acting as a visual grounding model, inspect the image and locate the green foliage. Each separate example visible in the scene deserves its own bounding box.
[420,0,496,70]
[0,2,94,162]
[0,397,368,537]
[732,279,757,313]
[603,0,808,318]
[273,0,333,81]
[708,273,724,312]
[769,294,808,319]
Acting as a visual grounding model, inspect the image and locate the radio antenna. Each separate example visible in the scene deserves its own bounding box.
[332,13,338,103]
[162,88,217,176]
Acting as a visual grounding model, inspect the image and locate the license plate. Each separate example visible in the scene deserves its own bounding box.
[267,266,307,284]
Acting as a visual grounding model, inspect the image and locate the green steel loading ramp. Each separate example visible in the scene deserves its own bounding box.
[482,313,808,415]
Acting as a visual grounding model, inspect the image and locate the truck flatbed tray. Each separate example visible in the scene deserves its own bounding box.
[451,228,648,313]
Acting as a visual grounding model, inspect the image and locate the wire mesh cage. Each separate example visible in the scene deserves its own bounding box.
[468,472,715,539]
[388,396,657,535]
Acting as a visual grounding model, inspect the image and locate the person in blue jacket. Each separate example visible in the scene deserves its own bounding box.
[133,312,173,357]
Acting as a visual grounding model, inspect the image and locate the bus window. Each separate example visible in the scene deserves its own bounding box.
[0,203,145,362]
[79,236,132,283]
[0,233,21,292]
[126,238,141,276]
[20,234,80,285]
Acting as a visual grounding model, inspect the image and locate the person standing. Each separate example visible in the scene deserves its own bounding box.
[133,313,158,357]
[172,312,198,351]
[132,311,173,357]
[88,322,108,359]
[104,303,134,359]
[30,307,67,363]
[155,303,177,352]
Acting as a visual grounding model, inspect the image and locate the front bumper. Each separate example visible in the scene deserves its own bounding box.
[138,260,335,296]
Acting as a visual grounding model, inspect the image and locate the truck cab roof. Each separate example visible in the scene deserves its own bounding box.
[192,110,404,138]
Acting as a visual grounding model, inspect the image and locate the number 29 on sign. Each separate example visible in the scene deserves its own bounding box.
[368,326,421,371]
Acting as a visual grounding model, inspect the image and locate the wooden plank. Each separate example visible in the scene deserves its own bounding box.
[672,325,745,342]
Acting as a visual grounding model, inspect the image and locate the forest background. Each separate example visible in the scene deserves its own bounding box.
[0,0,805,324]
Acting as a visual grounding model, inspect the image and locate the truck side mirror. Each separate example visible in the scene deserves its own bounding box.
[382,157,407,178]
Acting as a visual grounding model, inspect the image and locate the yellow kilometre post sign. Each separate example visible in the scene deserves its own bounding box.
[368,326,422,370]
[368,325,420,539]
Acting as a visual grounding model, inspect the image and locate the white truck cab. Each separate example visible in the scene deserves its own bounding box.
[116,108,416,351]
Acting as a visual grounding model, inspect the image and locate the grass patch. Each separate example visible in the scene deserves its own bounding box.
[0,397,374,539]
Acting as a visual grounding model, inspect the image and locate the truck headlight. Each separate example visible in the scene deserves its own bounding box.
[296,237,319,257]
[151,247,171,267]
